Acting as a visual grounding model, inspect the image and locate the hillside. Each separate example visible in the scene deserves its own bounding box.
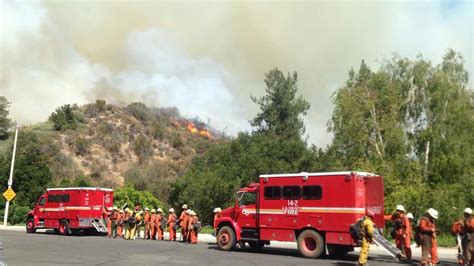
[2,100,226,201]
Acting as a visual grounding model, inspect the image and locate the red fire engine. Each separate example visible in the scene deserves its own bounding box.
[26,187,113,235]
[214,171,384,258]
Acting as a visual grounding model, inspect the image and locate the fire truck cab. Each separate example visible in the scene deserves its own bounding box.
[214,171,384,258]
[26,187,113,235]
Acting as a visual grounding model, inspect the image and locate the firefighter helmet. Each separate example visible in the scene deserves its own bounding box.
[396,205,406,212]
[427,208,439,219]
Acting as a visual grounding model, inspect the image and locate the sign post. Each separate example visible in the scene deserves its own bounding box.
[3,126,19,227]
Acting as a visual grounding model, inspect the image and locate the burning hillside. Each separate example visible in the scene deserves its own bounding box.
[186,122,212,139]
[20,100,227,201]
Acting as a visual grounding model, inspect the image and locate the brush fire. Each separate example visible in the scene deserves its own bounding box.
[186,122,211,139]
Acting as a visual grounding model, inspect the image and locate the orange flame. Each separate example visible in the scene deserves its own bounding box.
[186,122,211,139]
[187,122,198,134]
[199,129,211,139]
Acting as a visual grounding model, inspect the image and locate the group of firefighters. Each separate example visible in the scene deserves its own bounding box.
[102,204,201,244]
[359,205,474,266]
[102,202,473,265]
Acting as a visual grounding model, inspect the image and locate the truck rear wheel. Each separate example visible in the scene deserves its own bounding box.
[217,226,236,251]
[58,220,70,236]
[26,218,36,233]
[297,229,324,259]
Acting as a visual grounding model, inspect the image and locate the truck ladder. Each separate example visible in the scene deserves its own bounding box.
[372,229,404,260]
[91,219,108,233]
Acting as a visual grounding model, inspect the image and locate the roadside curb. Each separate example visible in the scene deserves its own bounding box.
[0,225,24,232]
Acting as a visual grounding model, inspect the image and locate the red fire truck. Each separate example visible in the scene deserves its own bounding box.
[26,187,113,235]
[214,171,384,258]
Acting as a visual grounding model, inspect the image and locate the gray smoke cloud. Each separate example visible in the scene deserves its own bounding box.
[1,0,472,146]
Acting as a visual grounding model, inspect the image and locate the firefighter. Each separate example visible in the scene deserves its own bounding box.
[419,208,439,265]
[117,209,124,238]
[391,205,412,260]
[157,208,164,240]
[167,208,177,241]
[358,209,375,266]
[179,204,189,242]
[188,211,199,244]
[107,206,118,238]
[185,209,193,243]
[122,208,129,239]
[462,208,474,265]
[112,206,120,238]
[143,208,151,239]
[103,207,113,237]
[149,209,157,240]
[134,210,143,240]
[102,206,111,236]
[125,208,136,240]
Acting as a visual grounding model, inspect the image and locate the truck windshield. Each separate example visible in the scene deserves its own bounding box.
[38,197,46,206]
[237,192,256,206]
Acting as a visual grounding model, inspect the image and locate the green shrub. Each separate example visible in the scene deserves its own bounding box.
[49,104,85,131]
[104,131,122,155]
[54,175,93,188]
[200,225,215,234]
[114,185,166,211]
[0,96,12,140]
[132,134,153,163]
[172,133,184,149]
[49,152,82,181]
[95,99,106,112]
[149,122,165,141]
[74,137,91,156]
[127,102,152,121]
[0,204,30,225]
[124,161,180,203]
[84,99,107,117]
[73,175,93,187]
[0,131,52,207]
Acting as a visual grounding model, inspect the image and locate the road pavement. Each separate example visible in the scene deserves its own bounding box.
[0,227,458,265]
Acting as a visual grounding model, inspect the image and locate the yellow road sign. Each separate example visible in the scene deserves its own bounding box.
[3,187,16,202]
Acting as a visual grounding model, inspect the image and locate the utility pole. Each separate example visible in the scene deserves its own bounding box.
[3,126,19,226]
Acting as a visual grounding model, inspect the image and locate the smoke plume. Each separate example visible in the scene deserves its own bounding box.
[1,0,472,146]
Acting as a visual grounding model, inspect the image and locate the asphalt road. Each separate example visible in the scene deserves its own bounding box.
[0,230,458,266]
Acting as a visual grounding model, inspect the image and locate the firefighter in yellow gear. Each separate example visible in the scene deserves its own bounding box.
[125,209,136,240]
[359,209,375,266]
[134,210,144,239]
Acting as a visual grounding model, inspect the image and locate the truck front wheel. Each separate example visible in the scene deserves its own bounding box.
[26,218,36,233]
[297,229,324,259]
[217,226,236,251]
[58,220,70,236]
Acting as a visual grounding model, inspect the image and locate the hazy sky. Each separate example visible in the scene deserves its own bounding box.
[1,0,472,147]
